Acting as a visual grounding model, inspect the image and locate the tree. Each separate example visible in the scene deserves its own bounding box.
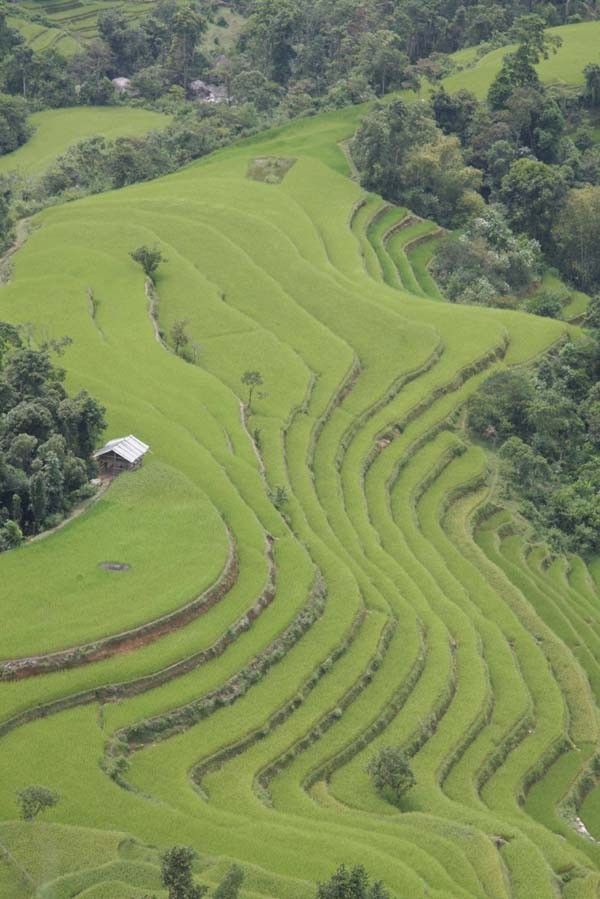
[17,785,60,821]
[351,100,480,228]
[524,290,564,318]
[498,436,551,494]
[488,16,561,109]
[241,370,263,410]
[28,470,47,531]
[0,518,23,551]
[467,369,535,442]
[584,63,600,108]
[501,158,567,249]
[44,450,64,514]
[214,864,244,899]
[488,44,540,109]
[431,88,478,143]
[553,187,600,289]
[161,846,206,899]
[316,864,392,899]
[366,746,416,803]
[0,93,30,154]
[170,318,190,356]
[3,47,76,106]
[240,0,298,84]
[130,245,166,281]
[585,296,600,331]
[72,40,115,105]
[431,205,540,306]
[359,30,407,96]
[167,5,205,89]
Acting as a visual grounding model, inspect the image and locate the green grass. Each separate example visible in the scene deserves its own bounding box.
[0,462,229,657]
[0,107,170,176]
[0,47,598,899]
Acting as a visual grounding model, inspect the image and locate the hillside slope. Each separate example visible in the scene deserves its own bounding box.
[0,88,599,899]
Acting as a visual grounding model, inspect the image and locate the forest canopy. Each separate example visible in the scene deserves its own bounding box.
[0,323,105,550]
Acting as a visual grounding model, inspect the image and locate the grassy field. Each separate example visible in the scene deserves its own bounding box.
[444,21,600,98]
[0,107,170,176]
[0,21,599,899]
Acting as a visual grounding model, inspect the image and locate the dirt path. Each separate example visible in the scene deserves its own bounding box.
[338,139,359,181]
[28,479,111,545]
[0,219,33,286]
[0,838,36,889]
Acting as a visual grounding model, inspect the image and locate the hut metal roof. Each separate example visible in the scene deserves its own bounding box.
[93,434,149,464]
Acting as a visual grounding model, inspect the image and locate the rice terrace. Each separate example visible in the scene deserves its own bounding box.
[1,2,600,898]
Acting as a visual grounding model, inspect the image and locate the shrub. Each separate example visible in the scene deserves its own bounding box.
[366,746,416,803]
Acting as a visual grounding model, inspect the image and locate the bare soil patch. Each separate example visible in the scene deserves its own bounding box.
[247,156,296,183]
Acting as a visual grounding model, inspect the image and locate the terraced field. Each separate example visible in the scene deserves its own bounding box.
[12,0,243,55]
[1,93,600,899]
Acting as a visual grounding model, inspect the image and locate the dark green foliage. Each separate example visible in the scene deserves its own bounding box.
[366,746,416,802]
[0,324,106,543]
[3,47,76,106]
[161,846,207,899]
[351,99,482,228]
[241,369,263,409]
[431,204,540,305]
[0,93,30,154]
[431,87,478,143]
[469,335,600,556]
[270,484,288,509]
[584,63,600,107]
[170,318,190,355]
[501,159,567,249]
[488,16,561,110]
[16,785,60,821]
[213,864,244,899]
[523,289,564,318]
[130,245,167,281]
[316,864,392,899]
[467,370,536,442]
[553,187,600,289]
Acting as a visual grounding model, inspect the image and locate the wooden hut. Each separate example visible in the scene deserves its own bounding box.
[93,435,149,475]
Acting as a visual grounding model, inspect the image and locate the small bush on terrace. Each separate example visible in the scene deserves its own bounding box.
[317,864,393,899]
[16,785,60,821]
[130,245,167,282]
[366,746,416,804]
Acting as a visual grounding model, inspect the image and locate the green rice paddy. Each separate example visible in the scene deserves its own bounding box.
[0,22,599,899]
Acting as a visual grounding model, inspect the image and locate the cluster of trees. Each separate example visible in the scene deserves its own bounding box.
[432,204,541,306]
[351,98,482,228]
[233,0,591,98]
[0,322,106,551]
[142,845,245,899]
[353,18,600,293]
[5,105,260,222]
[468,300,600,555]
[317,864,393,899]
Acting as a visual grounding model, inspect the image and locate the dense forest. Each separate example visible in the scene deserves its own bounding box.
[468,299,600,556]
[0,323,105,550]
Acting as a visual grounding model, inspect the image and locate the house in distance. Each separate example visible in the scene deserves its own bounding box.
[93,435,149,475]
